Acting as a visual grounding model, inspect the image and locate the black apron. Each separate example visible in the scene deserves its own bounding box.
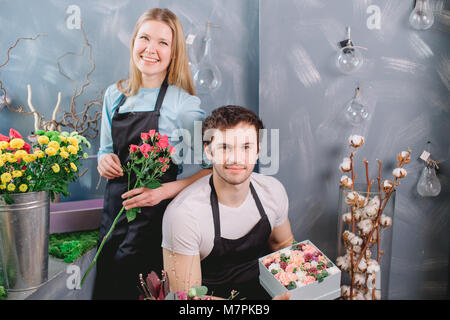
[92,78,178,300]
[201,175,272,300]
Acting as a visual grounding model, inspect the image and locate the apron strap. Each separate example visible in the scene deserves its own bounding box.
[154,74,169,117]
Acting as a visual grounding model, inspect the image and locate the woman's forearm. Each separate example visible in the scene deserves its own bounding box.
[163,168,212,199]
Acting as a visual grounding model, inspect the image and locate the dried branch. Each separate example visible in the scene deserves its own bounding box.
[56,20,102,138]
[0,34,46,113]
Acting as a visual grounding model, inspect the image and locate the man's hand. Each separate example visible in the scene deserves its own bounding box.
[273,291,290,300]
[122,185,167,209]
[97,153,123,179]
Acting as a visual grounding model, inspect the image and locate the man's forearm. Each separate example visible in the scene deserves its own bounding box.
[163,169,212,199]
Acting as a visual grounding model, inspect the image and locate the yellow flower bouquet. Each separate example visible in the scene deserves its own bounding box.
[0,128,90,204]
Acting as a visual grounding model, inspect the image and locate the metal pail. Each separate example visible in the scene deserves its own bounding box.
[0,191,49,291]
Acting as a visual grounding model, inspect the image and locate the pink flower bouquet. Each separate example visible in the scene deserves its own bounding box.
[261,241,341,291]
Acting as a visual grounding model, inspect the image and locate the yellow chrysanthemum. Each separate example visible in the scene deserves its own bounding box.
[51,163,60,173]
[9,138,25,149]
[14,150,28,159]
[0,158,4,167]
[0,184,6,190]
[45,147,57,156]
[23,154,36,163]
[7,183,15,192]
[34,150,45,158]
[67,145,78,155]
[67,137,79,147]
[70,162,77,171]
[19,184,28,192]
[59,136,67,143]
[6,153,17,163]
[64,167,70,173]
[38,135,49,145]
[59,151,69,159]
[12,170,23,178]
[48,141,60,150]
[0,141,9,150]
[1,173,12,184]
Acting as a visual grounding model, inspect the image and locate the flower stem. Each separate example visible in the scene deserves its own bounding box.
[80,205,126,287]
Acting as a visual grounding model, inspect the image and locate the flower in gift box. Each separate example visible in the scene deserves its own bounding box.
[262,241,341,291]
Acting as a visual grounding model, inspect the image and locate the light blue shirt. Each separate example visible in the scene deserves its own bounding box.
[98,83,207,173]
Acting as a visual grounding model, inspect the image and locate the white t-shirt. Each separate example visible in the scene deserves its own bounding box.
[162,173,289,260]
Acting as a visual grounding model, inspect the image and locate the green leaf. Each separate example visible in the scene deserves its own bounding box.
[287,281,297,290]
[271,269,279,275]
[189,286,208,297]
[2,194,14,205]
[126,208,139,222]
[326,262,333,268]
[144,179,162,189]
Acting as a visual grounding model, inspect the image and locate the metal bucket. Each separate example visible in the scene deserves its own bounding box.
[0,191,49,291]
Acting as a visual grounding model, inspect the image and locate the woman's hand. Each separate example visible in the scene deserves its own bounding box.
[97,153,123,179]
[121,185,168,209]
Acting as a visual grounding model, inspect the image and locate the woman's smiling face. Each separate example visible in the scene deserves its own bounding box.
[133,20,173,86]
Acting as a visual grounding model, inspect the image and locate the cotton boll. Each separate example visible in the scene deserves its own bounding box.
[357,258,367,272]
[353,289,366,300]
[367,259,380,275]
[380,214,392,227]
[354,208,363,222]
[362,205,378,219]
[382,180,393,193]
[349,135,365,148]
[397,150,411,164]
[340,175,353,188]
[356,194,368,208]
[342,212,352,224]
[341,285,350,298]
[340,157,352,172]
[354,273,366,286]
[393,167,407,178]
[358,219,373,236]
[368,195,380,208]
[345,191,359,205]
[350,235,363,247]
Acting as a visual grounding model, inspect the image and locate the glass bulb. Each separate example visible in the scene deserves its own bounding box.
[186,42,199,77]
[193,24,222,93]
[344,88,369,126]
[409,0,434,30]
[336,47,364,74]
[417,165,441,197]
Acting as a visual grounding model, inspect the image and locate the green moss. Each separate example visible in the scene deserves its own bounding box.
[49,230,99,263]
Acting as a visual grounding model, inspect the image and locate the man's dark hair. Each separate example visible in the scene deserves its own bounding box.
[202,105,264,151]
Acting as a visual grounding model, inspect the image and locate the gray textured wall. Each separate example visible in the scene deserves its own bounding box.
[0,0,259,199]
[260,0,449,299]
[1,0,449,300]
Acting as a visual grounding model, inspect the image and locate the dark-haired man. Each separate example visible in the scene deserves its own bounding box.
[162,105,294,299]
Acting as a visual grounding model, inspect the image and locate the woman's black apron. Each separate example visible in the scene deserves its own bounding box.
[92,79,178,300]
[201,176,272,300]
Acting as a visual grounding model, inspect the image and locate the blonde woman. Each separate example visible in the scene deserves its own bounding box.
[94,8,211,299]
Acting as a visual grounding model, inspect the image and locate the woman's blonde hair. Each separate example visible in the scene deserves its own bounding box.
[117,8,196,96]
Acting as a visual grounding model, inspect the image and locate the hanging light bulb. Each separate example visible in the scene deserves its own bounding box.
[409,0,435,30]
[417,161,441,197]
[193,22,222,93]
[336,26,365,75]
[185,33,199,77]
[344,87,369,126]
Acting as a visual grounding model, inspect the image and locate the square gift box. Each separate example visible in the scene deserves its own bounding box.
[258,240,341,300]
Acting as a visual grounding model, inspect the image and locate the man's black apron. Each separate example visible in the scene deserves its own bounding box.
[201,176,272,300]
[92,78,178,300]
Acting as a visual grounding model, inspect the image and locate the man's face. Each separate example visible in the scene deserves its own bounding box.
[205,122,259,186]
